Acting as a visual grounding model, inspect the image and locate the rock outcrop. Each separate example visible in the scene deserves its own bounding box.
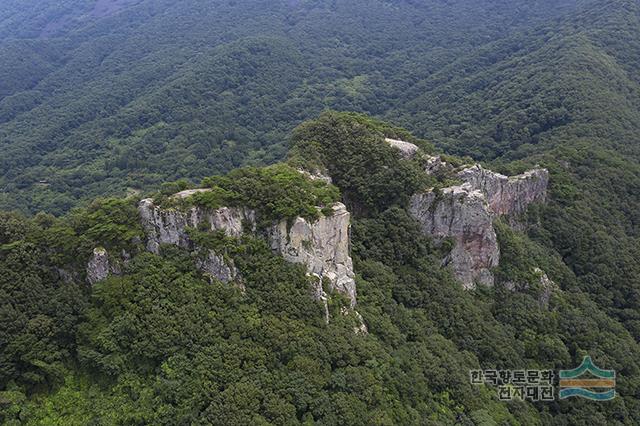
[139,196,255,253]
[535,268,557,309]
[504,267,558,309]
[138,197,357,308]
[86,248,130,285]
[458,165,549,216]
[423,154,454,175]
[410,184,499,288]
[385,137,420,159]
[86,247,111,285]
[269,202,356,307]
[297,169,333,184]
[392,136,550,289]
[138,196,251,285]
[385,137,454,174]
[195,250,239,285]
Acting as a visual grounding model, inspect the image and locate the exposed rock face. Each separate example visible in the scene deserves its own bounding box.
[341,307,368,334]
[534,268,557,309]
[138,198,357,307]
[458,165,549,216]
[410,185,499,289]
[87,247,110,285]
[408,157,549,288]
[385,138,419,159]
[196,250,239,286]
[297,169,333,184]
[86,248,130,285]
[384,137,455,174]
[424,154,454,174]
[269,202,356,307]
[139,198,255,253]
[504,268,558,309]
[172,188,214,199]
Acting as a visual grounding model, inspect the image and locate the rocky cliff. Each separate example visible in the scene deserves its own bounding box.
[86,247,111,285]
[138,197,255,254]
[137,192,357,308]
[86,247,130,285]
[410,184,499,288]
[268,203,356,307]
[393,138,549,288]
[458,165,549,216]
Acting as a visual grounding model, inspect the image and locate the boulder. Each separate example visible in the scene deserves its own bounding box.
[385,138,420,159]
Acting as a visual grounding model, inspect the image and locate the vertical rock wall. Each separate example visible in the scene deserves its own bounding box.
[392,137,550,288]
[268,202,356,306]
[410,185,499,288]
[137,196,357,307]
[458,165,549,216]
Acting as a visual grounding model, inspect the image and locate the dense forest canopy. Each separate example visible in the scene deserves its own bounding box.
[2,0,640,424]
[0,0,606,214]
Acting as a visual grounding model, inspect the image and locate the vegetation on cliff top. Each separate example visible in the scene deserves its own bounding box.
[3,113,640,424]
[290,111,433,214]
[2,0,640,424]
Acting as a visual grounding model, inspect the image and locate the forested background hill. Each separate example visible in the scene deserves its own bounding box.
[0,0,602,214]
[2,0,640,424]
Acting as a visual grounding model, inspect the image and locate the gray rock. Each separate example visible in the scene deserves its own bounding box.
[297,169,333,184]
[196,249,240,286]
[503,268,557,309]
[410,184,499,289]
[87,247,110,285]
[341,307,368,334]
[424,154,454,174]
[410,163,549,288]
[534,267,557,309]
[172,188,214,199]
[269,202,357,307]
[457,165,549,216]
[384,137,456,175]
[138,198,357,307]
[139,198,255,253]
[385,138,420,159]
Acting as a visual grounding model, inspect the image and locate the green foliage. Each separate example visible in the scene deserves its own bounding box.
[69,198,144,253]
[2,0,640,424]
[0,213,88,394]
[0,0,579,214]
[157,163,341,227]
[290,111,429,213]
[195,163,340,224]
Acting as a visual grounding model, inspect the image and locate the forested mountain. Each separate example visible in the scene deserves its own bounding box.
[2,0,640,425]
[3,112,640,424]
[385,0,640,345]
[0,0,593,214]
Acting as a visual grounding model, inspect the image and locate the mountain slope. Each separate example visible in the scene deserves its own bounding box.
[0,0,592,214]
[2,113,640,424]
[378,0,640,338]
